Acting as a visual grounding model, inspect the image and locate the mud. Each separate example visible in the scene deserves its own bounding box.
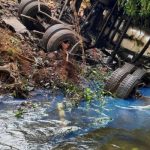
[0,0,107,98]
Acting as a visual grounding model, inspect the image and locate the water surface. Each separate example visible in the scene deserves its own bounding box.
[0,88,150,150]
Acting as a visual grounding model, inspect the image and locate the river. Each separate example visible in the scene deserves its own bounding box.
[0,88,150,150]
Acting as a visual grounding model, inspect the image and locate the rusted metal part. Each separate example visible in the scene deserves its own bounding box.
[58,0,69,19]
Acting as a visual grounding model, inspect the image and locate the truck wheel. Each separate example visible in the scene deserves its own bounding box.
[18,0,36,16]
[132,68,146,79]
[116,75,141,99]
[46,29,78,52]
[20,1,51,31]
[42,24,71,50]
[104,63,135,92]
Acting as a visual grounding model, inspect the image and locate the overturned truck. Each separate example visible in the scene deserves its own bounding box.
[18,0,150,99]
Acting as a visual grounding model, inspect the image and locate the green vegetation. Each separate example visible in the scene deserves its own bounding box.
[118,0,150,27]
[118,0,150,16]
[15,102,37,118]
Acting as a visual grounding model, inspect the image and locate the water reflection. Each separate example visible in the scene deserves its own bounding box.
[0,88,150,149]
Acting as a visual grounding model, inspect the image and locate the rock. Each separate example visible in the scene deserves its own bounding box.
[47,52,57,60]
[34,57,44,67]
[38,51,47,59]
[0,63,20,84]
[0,9,4,16]
[2,17,28,34]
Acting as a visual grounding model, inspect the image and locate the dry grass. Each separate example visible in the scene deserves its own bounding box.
[0,28,34,75]
[0,29,21,51]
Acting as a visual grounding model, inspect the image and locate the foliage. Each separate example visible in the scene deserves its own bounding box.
[56,65,112,106]
[118,0,150,17]
[118,0,150,27]
[15,108,25,118]
[83,67,112,102]
[15,101,37,118]
[84,87,96,101]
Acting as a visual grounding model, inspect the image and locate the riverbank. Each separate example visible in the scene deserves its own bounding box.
[0,0,109,100]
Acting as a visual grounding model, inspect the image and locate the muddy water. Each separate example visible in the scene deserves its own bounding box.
[0,88,150,150]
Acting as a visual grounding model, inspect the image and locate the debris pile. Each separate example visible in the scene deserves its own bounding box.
[0,0,150,100]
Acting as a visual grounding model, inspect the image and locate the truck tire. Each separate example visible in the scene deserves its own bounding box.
[21,1,51,31]
[104,63,135,92]
[116,74,141,99]
[42,24,71,50]
[132,68,146,79]
[18,0,36,16]
[46,29,78,52]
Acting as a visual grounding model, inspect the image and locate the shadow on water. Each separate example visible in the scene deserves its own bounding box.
[0,88,150,150]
